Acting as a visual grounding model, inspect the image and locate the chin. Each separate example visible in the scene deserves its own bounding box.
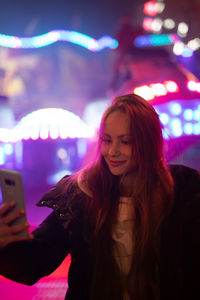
[109,168,127,176]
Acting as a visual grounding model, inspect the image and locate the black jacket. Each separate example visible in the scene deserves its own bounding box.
[0,165,200,300]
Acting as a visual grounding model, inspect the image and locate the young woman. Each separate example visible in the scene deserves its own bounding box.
[0,94,199,300]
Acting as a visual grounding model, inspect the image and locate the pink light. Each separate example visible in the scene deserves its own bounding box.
[164,80,179,93]
[144,1,158,17]
[143,18,154,32]
[187,80,198,91]
[150,83,167,97]
[196,82,200,93]
[133,79,181,101]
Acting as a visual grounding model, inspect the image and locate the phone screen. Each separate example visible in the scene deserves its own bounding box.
[0,169,28,236]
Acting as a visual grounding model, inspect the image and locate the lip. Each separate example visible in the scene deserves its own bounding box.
[109,160,126,167]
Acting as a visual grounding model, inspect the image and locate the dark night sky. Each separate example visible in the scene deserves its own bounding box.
[0,0,144,37]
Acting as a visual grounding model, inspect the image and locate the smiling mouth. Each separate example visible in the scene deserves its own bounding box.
[109,160,126,167]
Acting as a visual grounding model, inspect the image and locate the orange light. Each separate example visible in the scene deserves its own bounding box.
[150,83,167,96]
[134,85,154,101]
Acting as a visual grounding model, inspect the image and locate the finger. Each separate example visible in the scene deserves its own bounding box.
[2,209,25,225]
[0,233,34,248]
[0,202,16,217]
[0,219,29,237]
[10,221,30,235]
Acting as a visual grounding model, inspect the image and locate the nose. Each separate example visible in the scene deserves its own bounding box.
[108,141,120,156]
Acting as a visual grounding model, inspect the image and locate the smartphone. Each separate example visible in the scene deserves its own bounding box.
[0,169,28,236]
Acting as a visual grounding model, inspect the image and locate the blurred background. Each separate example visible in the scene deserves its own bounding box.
[0,0,200,298]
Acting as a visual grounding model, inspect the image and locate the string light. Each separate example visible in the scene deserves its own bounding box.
[0,30,118,51]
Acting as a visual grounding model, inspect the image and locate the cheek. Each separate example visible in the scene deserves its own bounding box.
[101,144,108,157]
[123,146,132,158]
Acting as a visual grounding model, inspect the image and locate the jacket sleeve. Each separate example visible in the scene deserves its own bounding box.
[0,212,70,285]
[0,175,78,285]
[180,167,200,298]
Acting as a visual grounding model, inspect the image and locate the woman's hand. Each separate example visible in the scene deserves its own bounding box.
[0,202,33,248]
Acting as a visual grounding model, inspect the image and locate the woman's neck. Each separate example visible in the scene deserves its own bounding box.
[120,173,134,197]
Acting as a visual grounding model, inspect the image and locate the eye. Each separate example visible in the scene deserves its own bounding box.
[121,140,132,145]
[101,137,111,144]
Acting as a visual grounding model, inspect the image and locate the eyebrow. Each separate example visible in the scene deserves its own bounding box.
[102,133,131,138]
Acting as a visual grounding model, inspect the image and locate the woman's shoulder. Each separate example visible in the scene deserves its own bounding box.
[169,164,200,218]
[169,164,200,192]
[36,175,87,228]
[37,175,77,205]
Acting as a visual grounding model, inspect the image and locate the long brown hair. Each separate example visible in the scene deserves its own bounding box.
[74,94,174,299]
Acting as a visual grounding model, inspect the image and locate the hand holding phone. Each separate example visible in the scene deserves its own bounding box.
[0,169,33,247]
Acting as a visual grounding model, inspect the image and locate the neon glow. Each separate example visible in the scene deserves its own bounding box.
[183,109,193,121]
[0,102,199,146]
[170,119,183,137]
[0,30,118,51]
[134,34,180,47]
[154,100,200,138]
[159,113,169,125]
[142,18,154,31]
[182,47,193,58]
[187,80,200,92]
[170,103,182,115]
[144,1,159,17]
[184,123,193,135]
[133,80,179,101]
[0,108,95,143]
[0,147,5,165]
[134,85,154,101]
[193,124,200,135]
[4,143,13,155]
[150,83,167,97]
[163,19,175,30]
[151,18,163,32]
[164,80,179,93]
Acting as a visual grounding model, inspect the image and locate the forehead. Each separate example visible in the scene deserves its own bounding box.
[103,111,130,135]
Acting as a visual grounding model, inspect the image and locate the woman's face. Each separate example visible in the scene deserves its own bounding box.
[101,110,133,176]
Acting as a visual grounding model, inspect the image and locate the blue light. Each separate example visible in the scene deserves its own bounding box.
[184,123,193,135]
[134,34,180,47]
[170,103,182,115]
[77,139,87,158]
[193,110,200,121]
[4,143,13,155]
[159,113,170,125]
[95,35,118,51]
[0,31,118,51]
[193,124,200,135]
[0,147,5,165]
[170,119,182,137]
[181,47,193,58]
[162,128,170,139]
[183,109,193,120]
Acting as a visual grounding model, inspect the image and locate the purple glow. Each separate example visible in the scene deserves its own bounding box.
[170,119,183,137]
